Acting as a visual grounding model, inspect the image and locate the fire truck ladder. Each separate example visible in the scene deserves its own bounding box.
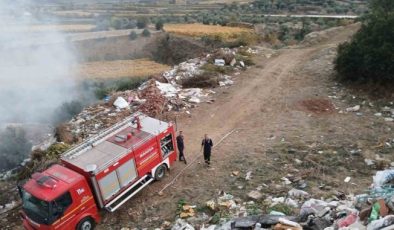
[63,113,143,160]
[105,175,154,212]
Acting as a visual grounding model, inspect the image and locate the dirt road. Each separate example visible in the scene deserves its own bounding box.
[96,23,393,229]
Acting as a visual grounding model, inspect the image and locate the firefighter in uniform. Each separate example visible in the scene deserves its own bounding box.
[201,134,213,166]
[176,131,186,164]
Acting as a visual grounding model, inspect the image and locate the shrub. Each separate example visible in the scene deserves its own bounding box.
[17,143,70,180]
[126,20,137,29]
[52,100,84,124]
[142,29,151,37]
[235,54,255,66]
[334,0,394,82]
[94,78,146,99]
[111,17,123,30]
[155,20,164,31]
[181,72,219,88]
[115,77,146,91]
[137,17,149,29]
[129,31,138,40]
[201,63,233,74]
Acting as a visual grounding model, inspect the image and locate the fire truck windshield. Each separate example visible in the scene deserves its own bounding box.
[21,189,51,225]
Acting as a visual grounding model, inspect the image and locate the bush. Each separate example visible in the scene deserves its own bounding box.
[181,72,219,88]
[142,29,151,37]
[137,17,149,29]
[17,143,70,180]
[201,63,233,74]
[111,17,123,30]
[334,0,394,82]
[94,78,146,99]
[115,77,146,91]
[129,31,138,40]
[235,54,255,66]
[0,127,32,171]
[155,20,164,31]
[52,100,84,125]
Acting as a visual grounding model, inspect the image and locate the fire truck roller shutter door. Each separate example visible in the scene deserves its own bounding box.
[98,171,121,201]
[116,159,137,187]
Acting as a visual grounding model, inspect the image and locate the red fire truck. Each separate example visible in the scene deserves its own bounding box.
[19,112,177,230]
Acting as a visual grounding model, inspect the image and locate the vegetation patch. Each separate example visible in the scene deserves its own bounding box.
[164,23,256,43]
[335,0,393,83]
[93,77,147,99]
[181,72,219,88]
[78,59,170,80]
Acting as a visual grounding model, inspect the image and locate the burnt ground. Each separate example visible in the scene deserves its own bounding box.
[3,23,394,229]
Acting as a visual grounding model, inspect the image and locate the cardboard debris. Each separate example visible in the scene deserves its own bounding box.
[180,205,195,218]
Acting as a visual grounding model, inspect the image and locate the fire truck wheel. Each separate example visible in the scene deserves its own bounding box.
[77,217,95,230]
[154,164,166,181]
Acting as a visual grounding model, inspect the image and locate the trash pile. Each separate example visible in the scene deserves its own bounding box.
[65,47,258,140]
[171,169,394,230]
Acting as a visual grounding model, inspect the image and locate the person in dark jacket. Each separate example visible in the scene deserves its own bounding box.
[176,131,186,164]
[201,134,213,166]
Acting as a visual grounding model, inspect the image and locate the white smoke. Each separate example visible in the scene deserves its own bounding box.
[0,0,78,124]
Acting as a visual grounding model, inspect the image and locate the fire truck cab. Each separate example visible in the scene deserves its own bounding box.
[20,113,177,230]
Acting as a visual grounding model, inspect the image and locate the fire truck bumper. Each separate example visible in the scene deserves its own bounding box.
[20,211,37,230]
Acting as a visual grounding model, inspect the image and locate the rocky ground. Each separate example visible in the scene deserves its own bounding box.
[2,23,394,229]
[96,23,393,229]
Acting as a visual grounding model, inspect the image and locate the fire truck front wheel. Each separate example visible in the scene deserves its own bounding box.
[76,217,95,230]
[154,164,166,181]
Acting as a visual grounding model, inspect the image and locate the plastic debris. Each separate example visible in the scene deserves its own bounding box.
[214,59,225,66]
[373,169,394,188]
[113,97,129,109]
[346,105,360,112]
[337,212,357,227]
[288,188,310,199]
[171,219,195,230]
[245,171,252,180]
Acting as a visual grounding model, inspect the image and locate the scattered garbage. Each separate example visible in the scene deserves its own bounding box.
[367,215,394,230]
[365,158,375,166]
[113,97,129,109]
[245,171,252,180]
[172,219,195,230]
[288,188,310,199]
[373,169,394,188]
[63,47,257,141]
[346,105,360,112]
[180,205,196,218]
[214,59,225,66]
[248,190,263,200]
[337,212,357,227]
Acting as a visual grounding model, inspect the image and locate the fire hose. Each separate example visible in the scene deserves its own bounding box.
[158,128,241,194]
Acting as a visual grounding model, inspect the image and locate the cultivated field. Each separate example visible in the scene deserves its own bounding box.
[164,23,254,41]
[77,59,170,79]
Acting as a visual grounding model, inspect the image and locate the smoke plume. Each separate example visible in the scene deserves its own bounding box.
[0,0,79,125]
